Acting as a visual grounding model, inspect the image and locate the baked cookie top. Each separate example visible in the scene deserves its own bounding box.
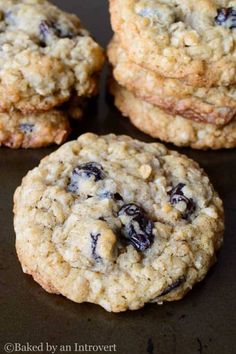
[0,0,104,112]
[14,133,224,312]
[110,0,236,87]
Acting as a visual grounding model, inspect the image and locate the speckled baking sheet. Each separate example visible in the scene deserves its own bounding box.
[0,1,236,354]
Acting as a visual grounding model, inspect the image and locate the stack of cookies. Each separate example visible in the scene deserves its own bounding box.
[0,0,104,148]
[108,0,236,149]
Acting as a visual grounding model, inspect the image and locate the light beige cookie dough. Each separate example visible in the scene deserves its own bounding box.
[108,36,236,126]
[110,0,236,87]
[14,133,224,312]
[0,0,104,113]
[0,109,70,148]
[111,82,236,150]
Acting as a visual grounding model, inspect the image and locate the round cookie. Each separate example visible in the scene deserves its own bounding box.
[111,82,236,150]
[110,0,236,87]
[0,110,70,148]
[108,36,236,126]
[0,0,104,113]
[14,133,224,312]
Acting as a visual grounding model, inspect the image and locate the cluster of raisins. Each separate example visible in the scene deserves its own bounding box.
[67,162,196,253]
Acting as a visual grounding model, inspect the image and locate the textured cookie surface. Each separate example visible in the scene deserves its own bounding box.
[0,0,104,113]
[108,36,236,126]
[110,0,236,87]
[0,110,70,148]
[111,82,236,150]
[14,133,224,312]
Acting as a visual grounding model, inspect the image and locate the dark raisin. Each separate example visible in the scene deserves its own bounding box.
[39,20,53,39]
[118,203,143,217]
[90,233,101,261]
[39,20,76,43]
[67,162,105,193]
[125,215,153,251]
[19,123,34,133]
[114,193,123,201]
[215,7,236,28]
[127,229,152,251]
[54,25,75,39]
[159,276,186,297]
[76,162,104,181]
[168,183,196,219]
[118,204,154,251]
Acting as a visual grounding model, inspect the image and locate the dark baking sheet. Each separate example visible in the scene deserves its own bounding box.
[0,1,236,353]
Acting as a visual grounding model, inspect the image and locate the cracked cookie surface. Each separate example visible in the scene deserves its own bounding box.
[0,0,104,113]
[110,0,236,87]
[14,133,224,312]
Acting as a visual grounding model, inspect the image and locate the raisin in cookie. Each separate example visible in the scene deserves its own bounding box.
[108,36,236,126]
[0,110,70,148]
[110,0,236,87]
[14,133,224,312]
[111,82,236,150]
[0,0,104,113]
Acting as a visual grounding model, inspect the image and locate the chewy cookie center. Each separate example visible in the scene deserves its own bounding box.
[64,160,156,267]
[56,156,199,270]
